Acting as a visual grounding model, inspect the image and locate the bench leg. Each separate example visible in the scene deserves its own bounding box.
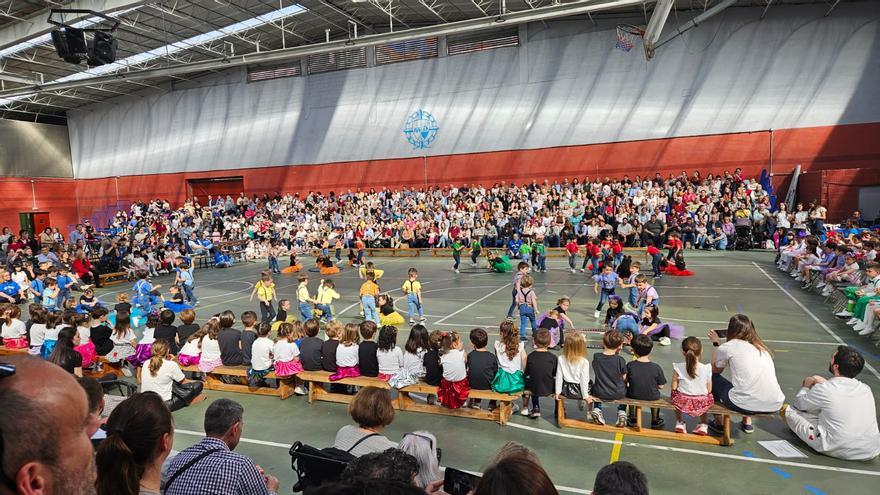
[721,415,733,446]
[278,380,294,400]
[556,398,565,427]
[634,405,642,432]
[307,381,316,403]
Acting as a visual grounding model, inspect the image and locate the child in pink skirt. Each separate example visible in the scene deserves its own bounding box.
[330,323,360,381]
[273,322,304,378]
[1,304,28,349]
[437,331,469,409]
[671,336,714,435]
[72,313,96,367]
[127,312,158,368]
[177,325,208,366]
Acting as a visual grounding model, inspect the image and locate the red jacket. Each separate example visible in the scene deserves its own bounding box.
[73,258,93,277]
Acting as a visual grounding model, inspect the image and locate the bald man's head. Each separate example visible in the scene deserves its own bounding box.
[0,355,96,495]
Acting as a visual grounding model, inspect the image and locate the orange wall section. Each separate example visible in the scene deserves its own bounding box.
[2,122,878,233]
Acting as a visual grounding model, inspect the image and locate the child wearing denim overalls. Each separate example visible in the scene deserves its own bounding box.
[593,264,619,319]
[402,268,425,325]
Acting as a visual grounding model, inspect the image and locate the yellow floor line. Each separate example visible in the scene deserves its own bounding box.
[609,432,624,462]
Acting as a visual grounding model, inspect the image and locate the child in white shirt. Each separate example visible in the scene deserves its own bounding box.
[437,331,469,410]
[376,326,404,380]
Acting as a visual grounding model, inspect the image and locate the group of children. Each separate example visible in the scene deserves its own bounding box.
[777,233,880,337]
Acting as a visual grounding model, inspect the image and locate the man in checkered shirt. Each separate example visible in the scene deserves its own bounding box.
[163,398,279,495]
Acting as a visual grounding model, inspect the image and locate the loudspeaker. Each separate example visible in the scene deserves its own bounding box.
[87,31,117,66]
[51,27,87,64]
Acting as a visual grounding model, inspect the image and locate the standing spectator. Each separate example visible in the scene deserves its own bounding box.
[783,346,880,460]
[164,398,280,495]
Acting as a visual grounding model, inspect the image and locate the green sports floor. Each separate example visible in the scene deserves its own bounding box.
[94,251,880,495]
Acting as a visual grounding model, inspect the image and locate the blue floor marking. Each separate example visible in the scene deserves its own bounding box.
[804,485,827,495]
[770,467,792,479]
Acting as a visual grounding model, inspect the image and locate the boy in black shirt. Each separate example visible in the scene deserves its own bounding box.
[466,328,498,410]
[590,330,628,427]
[88,306,114,357]
[239,311,258,367]
[423,330,443,405]
[626,334,667,428]
[358,320,379,377]
[299,318,324,371]
[217,310,243,366]
[154,309,179,355]
[525,329,557,419]
[175,308,200,345]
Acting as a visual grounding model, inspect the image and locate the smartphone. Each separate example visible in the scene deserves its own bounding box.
[714,329,728,339]
[444,467,480,495]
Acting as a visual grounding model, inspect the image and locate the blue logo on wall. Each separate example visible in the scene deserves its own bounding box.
[403,109,439,150]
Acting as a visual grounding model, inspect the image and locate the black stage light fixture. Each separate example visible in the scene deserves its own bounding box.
[51,26,88,64]
[88,30,117,65]
[47,8,119,66]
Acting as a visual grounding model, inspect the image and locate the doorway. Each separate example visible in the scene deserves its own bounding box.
[186,177,245,202]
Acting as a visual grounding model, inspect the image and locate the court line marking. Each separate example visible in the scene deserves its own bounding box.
[545,284,777,290]
[174,429,591,494]
[752,262,880,381]
[434,283,512,325]
[609,433,624,462]
[175,425,880,478]
[504,423,880,477]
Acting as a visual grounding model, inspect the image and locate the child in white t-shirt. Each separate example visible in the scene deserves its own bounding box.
[248,322,275,388]
[437,331,468,410]
[376,326,404,381]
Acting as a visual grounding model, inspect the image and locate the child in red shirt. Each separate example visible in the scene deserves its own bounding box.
[565,238,579,274]
[665,232,684,261]
[646,240,662,278]
[612,237,624,268]
[583,239,602,275]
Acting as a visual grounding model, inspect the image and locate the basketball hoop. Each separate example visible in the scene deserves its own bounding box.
[614,24,645,53]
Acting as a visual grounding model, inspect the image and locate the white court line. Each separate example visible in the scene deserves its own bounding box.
[174,429,589,493]
[752,262,880,381]
[545,284,776,290]
[660,295,721,298]
[434,283,512,325]
[175,424,880,478]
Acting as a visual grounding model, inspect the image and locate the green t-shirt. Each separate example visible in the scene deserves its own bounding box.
[534,243,546,255]
[471,240,482,252]
[452,241,464,254]
[519,243,532,255]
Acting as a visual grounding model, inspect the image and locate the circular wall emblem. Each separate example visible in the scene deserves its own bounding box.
[403,109,439,150]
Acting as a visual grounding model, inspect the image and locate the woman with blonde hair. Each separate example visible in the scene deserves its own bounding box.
[707,314,784,434]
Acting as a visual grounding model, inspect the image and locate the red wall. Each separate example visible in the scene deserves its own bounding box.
[4,122,878,233]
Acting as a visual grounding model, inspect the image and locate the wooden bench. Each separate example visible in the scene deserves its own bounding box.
[98,271,128,286]
[0,346,125,378]
[556,396,775,447]
[180,364,294,399]
[297,371,519,424]
[397,382,518,425]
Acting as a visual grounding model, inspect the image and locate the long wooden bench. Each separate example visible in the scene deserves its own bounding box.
[98,271,128,286]
[556,396,775,447]
[297,370,519,425]
[180,364,294,399]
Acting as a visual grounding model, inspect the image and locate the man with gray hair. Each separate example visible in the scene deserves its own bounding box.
[163,398,279,495]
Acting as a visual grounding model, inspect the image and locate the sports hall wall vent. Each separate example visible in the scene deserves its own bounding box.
[246,61,303,82]
[307,48,367,75]
[375,37,439,65]
[447,29,519,56]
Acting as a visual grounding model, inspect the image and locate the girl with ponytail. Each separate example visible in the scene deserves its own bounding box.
[96,392,174,495]
[670,336,713,435]
[140,339,205,411]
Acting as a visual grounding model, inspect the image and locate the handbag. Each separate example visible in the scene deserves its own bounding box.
[561,381,582,400]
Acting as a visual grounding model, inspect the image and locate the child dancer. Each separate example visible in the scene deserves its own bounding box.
[315,279,340,322]
[267,241,282,274]
[470,237,482,268]
[645,240,663,278]
[604,296,625,328]
[163,285,193,313]
[274,322,305,395]
[506,262,530,321]
[590,330,628,427]
[451,237,464,273]
[175,259,198,307]
[566,237,579,274]
[635,274,660,316]
[132,270,162,315]
[390,324,430,388]
[437,331,469,409]
[515,275,539,340]
[524,329,557,418]
[671,336,713,435]
[593,263,619,319]
[359,271,380,325]
[358,261,385,280]
[534,237,547,273]
[376,326,404,381]
[297,274,316,321]
[402,268,425,325]
[330,323,360,381]
[492,321,528,414]
[378,293,405,327]
[555,332,592,415]
[620,262,641,311]
[250,270,277,323]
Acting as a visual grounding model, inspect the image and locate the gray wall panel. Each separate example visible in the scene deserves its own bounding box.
[0,120,72,178]
[68,3,880,178]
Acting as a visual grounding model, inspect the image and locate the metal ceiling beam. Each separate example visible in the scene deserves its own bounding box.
[0,0,649,99]
[0,0,153,51]
[655,0,735,50]
[0,69,38,84]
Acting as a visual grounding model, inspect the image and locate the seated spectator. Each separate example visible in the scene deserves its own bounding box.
[397,431,441,490]
[707,315,784,434]
[475,443,558,495]
[783,346,880,461]
[0,355,96,495]
[77,376,108,446]
[163,398,279,495]
[95,392,173,495]
[47,327,84,376]
[340,448,419,486]
[592,461,649,495]
[333,386,398,457]
[140,340,204,411]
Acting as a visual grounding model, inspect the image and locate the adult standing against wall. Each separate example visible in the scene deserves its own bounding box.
[783,346,880,461]
[707,314,785,434]
[809,201,827,238]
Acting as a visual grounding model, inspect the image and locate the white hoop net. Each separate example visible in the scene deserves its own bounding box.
[615,25,643,53]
